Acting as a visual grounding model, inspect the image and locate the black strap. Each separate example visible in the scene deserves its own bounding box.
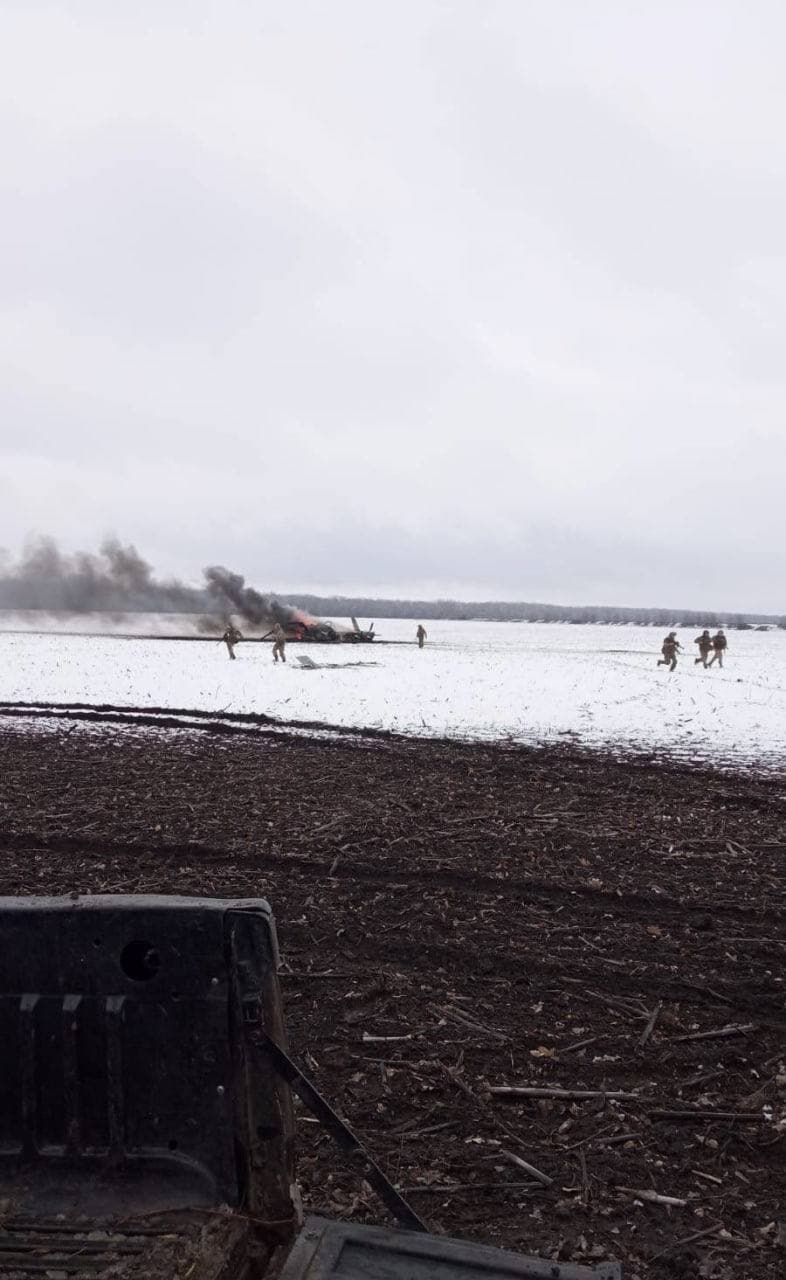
[256,1028,428,1233]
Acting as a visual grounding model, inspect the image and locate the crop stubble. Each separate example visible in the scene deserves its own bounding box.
[0,715,784,1279]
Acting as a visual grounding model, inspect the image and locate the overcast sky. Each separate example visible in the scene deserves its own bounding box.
[1,2,785,610]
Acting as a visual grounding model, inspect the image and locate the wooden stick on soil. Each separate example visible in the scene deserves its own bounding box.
[437,1004,509,1042]
[675,1022,756,1042]
[445,1067,480,1101]
[650,1109,763,1123]
[490,1086,639,1101]
[651,1222,724,1259]
[560,1036,601,1054]
[362,1032,414,1043]
[578,1148,590,1205]
[499,1149,554,1187]
[400,1182,544,1195]
[597,1131,642,1147]
[639,1001,663,1047]
[396,1120,460,1141]
[619,1187,688,1207]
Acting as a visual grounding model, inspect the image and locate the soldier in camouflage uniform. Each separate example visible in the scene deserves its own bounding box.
[272,623,287,663]
[708,629,728,668]
[221,623,243,660]
[694,629,712,667]
[657,632,681,672]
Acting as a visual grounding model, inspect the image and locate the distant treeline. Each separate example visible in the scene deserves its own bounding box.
[284,596,786,629]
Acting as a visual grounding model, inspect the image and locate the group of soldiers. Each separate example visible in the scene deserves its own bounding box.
[223,621,731,672]
[220,622,429,661]
[658,628,728,672]
[221,623,287,662]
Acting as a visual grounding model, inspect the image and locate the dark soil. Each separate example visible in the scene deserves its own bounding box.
[1,714,785,1280]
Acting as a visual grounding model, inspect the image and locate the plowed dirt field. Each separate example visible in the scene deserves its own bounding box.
[1,713,784,1279]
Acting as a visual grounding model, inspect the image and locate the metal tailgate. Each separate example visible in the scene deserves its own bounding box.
[277,1217,622,1280]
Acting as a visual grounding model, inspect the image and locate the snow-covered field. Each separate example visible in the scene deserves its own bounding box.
[1,620,785,771]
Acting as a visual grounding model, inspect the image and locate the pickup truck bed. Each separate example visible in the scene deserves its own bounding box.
[0,1212,248,1279]
[0,896,620,1280]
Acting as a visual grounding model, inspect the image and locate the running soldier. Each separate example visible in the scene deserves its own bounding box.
[708,629,728,668]
[221,623,243,660]
[271,623,287,663]
[694,629,712,667]
[657,632,681,671]
[416,624,427,649]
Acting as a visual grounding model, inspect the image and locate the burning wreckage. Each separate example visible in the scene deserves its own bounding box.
[286,615,374,644]
[205,565,374,643]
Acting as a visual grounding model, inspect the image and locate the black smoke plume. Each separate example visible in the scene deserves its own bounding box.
[0,537,204,613]
[203,565,312,628]
[0,538,316,627]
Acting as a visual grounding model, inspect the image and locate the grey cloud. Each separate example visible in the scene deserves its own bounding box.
[0,1,785,611]
[1,126,348,342]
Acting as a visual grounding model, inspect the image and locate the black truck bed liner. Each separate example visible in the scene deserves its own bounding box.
[0,895,622,1280]
[0,1212,249,1278]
